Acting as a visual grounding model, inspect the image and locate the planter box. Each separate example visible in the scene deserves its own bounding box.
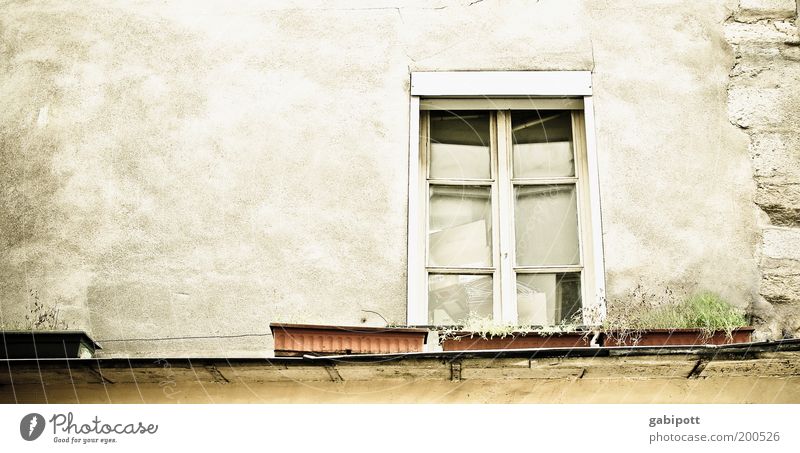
[270,323,428,357]
[0,331,101,359]
[440,331,593,351]
[603,327,754,347]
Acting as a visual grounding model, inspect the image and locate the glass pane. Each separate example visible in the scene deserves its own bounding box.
[428,274,493,325]
[514,185,579,266]
[517,273,582,325]
[429,185,492,267]
[429,111,490,179]
[511,110,574,178]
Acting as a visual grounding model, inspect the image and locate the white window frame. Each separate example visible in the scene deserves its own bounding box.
[406,71,606,326]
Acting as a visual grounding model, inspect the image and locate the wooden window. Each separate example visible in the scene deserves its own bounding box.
[407,72,605,326]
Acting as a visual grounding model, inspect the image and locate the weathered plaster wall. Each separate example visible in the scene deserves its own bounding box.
[588,0,759,308]
[725,0,800,339]
[0,0,763,356]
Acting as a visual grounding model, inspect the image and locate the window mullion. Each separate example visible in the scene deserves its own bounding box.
[495,110,517,323]
[487,112,502,321]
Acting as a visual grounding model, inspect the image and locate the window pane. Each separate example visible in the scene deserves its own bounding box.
[429,185,492,267]
[517,273,581,325]
[511,110,574,178]
[429,111,490,179]
[428,274,493,325]
[514,185,579,266]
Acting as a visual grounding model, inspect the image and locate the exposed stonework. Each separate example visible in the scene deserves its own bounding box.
[756,182,800,227]
[737,0,798,21]
[726,0,800,338]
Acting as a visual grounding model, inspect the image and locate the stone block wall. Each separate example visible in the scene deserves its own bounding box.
[726,0,800,338]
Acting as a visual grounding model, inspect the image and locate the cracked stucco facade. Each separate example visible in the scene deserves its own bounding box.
[726,0,800,339]
[0,0,792,356]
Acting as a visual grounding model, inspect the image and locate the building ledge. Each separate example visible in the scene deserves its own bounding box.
[2,339,799,386]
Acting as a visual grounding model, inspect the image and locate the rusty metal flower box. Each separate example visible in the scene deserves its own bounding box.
[270,323,428,357]
[440,331,593,351]
[603,327,754,347]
